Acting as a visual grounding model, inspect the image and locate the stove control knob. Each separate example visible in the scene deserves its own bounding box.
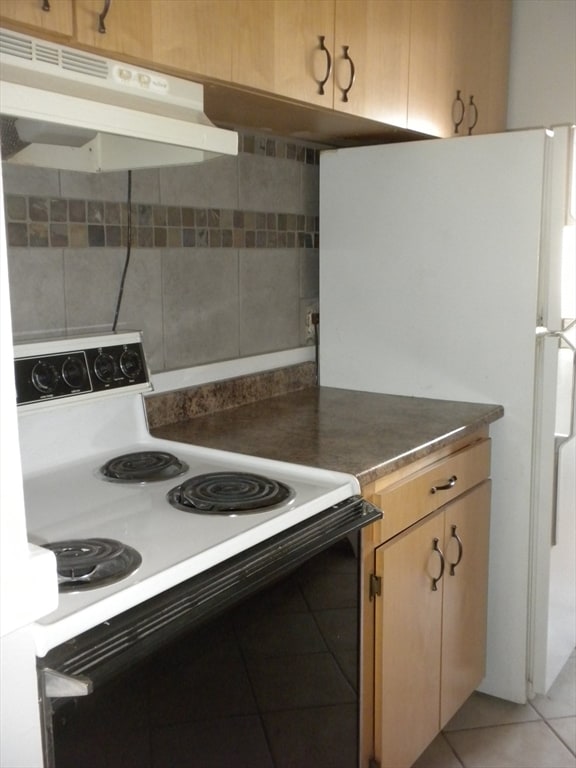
[120,349,142,380]
[62,356,88,390]
[31,361,60,394]
[94,352,116,384]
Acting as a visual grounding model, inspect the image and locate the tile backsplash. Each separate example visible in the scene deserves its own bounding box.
[2,132,323,373]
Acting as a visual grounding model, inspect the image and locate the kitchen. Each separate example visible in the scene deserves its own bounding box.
[1,2,575,768]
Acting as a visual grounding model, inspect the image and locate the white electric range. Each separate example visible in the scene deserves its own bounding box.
[15,332,378,660]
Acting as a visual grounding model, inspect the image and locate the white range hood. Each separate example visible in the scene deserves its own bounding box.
[0,28,238,173]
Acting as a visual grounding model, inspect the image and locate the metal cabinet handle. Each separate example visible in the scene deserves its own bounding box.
[449,524,464,575]
[340,45,356,102]
[431,538,445,591]
[99,0,111,33]
[467,95,478,135]
[316,35,332,96]
[452,90,465,133]
[42,0,51,10]
[430,475,457,494]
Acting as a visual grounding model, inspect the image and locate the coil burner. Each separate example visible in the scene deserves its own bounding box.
[167,472,295,514]
[43,538,142,592]
[100,451,189,483]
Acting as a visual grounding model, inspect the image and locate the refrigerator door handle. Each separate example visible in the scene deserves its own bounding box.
[550,321,576,545]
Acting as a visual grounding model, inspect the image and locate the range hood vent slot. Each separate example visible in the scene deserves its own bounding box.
[0,31,34,60]
[61,51,109,79]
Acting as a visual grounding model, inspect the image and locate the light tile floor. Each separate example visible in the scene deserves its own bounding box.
[413,651,576,768]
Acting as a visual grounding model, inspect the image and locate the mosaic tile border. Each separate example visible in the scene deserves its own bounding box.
[3,133,320,249]
[239,134,320,164]
[5,200,319,249]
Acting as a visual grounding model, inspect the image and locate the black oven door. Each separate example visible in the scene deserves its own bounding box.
[40,496,382,768]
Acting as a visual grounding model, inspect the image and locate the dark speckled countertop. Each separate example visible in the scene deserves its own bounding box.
[150,386,503,487]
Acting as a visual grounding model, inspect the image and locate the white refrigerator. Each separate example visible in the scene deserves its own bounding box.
[319,126,575,704]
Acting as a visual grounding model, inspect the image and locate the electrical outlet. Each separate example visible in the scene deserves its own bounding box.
[305,306,319,343]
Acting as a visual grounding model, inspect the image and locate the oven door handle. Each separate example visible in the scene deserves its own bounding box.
[39,496,382,690]
[42,668,93,699]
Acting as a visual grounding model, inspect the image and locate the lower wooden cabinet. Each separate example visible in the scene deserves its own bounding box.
[361,431,491,768]
[374,504,445,766]
[439,483,490,727]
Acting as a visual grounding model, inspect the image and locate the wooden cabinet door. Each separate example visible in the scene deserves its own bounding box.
[333,0,410,127]
[440,481,491,726]
[232,0,335,107]
[374,512,444,768]
[232,0,410,124]
[150,0,233,82]
[407,0,466,137]
[408,0,511,137]
[460,0,511,135]
[74,0,233,81]
[0,0,74,38]
[373,482,491,766]
[74,0,154,61]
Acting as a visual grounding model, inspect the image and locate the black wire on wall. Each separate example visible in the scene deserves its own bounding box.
[112,170,132,332]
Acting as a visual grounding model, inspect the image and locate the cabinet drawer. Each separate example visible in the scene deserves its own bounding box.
[371,438,491,541]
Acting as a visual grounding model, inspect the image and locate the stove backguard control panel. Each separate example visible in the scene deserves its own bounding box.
[14,333,151,408]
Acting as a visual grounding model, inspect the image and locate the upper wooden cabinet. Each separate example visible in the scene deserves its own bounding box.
[461,0,512,136]
[0,0,74,39]
[230,1,411,128]
[408,0,463,136]
[332,0,411,127]
[147,0,233,82]
[73,0,153,60]
[73,0,233,81]
[231,1,334,107]
[0,0,510,140]
[408,0,511,137]
[231,0,508,135]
